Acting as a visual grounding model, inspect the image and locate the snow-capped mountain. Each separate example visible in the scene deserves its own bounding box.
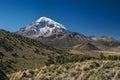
[17,16,90,47]
[17,16,120,48]
[17,17,68,38]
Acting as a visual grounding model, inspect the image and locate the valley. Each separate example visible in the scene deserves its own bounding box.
[69,48,120,56]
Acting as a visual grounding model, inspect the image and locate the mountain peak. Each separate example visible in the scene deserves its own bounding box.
[17,16,68,37]
[35,16,67,30]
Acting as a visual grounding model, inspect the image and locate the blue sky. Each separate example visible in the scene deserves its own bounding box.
[0,0,120,39]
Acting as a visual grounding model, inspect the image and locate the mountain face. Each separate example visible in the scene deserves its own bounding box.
[17,17,90,47]
[40,32,90,47]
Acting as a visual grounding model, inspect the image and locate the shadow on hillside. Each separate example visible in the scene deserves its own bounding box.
[0,70,8,80]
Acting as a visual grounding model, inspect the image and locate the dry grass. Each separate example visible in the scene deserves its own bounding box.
[69,49,84,54]
[8,60,120,80]
[69,47,120,57]
[95,50,120,55]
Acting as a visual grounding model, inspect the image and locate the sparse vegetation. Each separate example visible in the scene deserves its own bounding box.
[8,60,120,80]
[0,30,71,73]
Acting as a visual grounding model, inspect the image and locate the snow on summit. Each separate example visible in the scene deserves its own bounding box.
[35,17,67,30]
[35,17,53,23]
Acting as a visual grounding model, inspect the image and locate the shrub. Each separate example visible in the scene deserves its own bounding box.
[56,77,62,80]
[70,71,76,77]
[11,53,19,58]
[34,48,40,54]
